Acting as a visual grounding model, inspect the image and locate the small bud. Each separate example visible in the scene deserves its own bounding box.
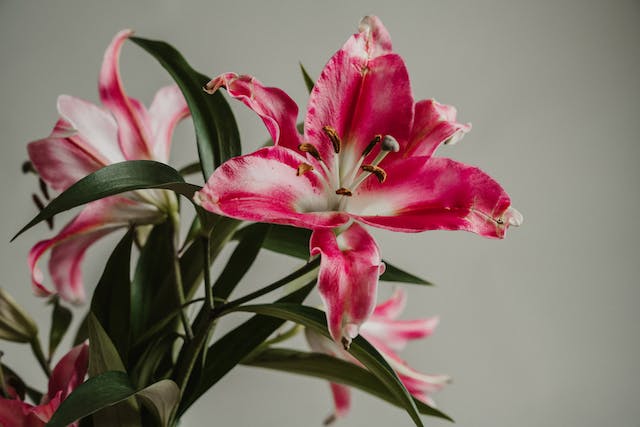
[0,288,38,343]
[381,135,400,152]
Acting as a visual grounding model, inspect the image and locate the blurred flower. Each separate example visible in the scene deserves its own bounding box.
[27,30,190,303]
[305,289,449,424]
[0,343,89,427]
[0,288,38,343]
[196,16,521,344]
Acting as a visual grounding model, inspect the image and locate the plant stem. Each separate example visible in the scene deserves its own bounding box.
[30,338,51,377]
[203,235,213,310]
[170,212,193,341]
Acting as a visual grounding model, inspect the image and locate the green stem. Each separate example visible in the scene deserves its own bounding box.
[203,235,213,310]
[211,259,320,319]
[30,338,51,377]
[170,212,194,341]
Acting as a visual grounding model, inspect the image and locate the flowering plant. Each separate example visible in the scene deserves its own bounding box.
[3,16,519,426]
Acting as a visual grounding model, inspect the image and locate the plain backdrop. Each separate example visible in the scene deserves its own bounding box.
[1,1,639,426]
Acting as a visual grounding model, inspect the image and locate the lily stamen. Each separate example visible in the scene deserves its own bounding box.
[361,164,387,183]
[298,143,322,161]
[335,187,353,197]
[296,163,314,176]
[322,125,342,154]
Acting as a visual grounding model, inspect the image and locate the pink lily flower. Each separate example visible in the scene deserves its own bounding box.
[27,30,189,303]
[305,289,449,424]
[0,342,89,427]
[195,16,521,344]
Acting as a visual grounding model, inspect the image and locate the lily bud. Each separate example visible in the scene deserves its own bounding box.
[0,288,38,343]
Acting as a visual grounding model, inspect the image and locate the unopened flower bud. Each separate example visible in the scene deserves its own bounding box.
[0,288,38,343]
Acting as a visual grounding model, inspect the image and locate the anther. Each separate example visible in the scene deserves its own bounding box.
[322,126,342,154]
[381,135,400,152]
[341,336,351,350]
[335,188,353,197]
[361,164,387,183]
[298,143,322,161]
[362,135,382,157]
[296,163,314,176]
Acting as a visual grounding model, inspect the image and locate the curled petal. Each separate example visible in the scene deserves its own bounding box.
[310,223,384,345]
[371,287,407,320]
[403,99,471,159]
[343,16,393,61]
[28,197,159,303]
[148,85,190,163]
[195,146,349,229]
[349,157,518,238]
[204,73,300,150]
[46,343,89,403]
[99,29,152,160]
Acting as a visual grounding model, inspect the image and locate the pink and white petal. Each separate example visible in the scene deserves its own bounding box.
[148,85,190,163]
[361,316,439,353]
[30,393,61,425]
[98,29,152,160]
[370,288,407,320]
[0,398,34,427]
[403,99,471,159]
[194,146,349,229]
[367,336,450,400]
[27,136,107,192]
[28,197,151,303]
[46,342,89,402]
[310,223,384,345]
[326,382,352,424]
[56,95,124,164]
[305,51,413,175]
[349,157,517,238]
[343,16,393,60]
[204,73,300,151]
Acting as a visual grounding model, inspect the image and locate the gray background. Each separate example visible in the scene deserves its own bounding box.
[1,1,639,426]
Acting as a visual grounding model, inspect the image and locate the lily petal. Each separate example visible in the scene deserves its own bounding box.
[46,342,89,403]
[98,29,153,160]
[310,223,384,345]
[195,146,349,229]
[403,99,471,159]
[349,156,517,238]
[371,287,407,320]
[28,197,158,303]
[305,18,413,173]
[148,85,190,163]
[204,73,300,151]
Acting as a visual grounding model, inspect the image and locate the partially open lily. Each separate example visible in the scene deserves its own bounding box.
[195,16,521,344]
[27,30,189,303]
[305,289,449,424]
[0,343,89,427]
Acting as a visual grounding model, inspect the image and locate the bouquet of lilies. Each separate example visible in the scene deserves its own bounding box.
[0,16,520,427]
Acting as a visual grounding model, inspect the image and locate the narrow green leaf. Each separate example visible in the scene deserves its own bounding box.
[130,36,241,180]
[131,222,174,341]
[232,303,424,427]
[86,314,141,427]
[48,297,73,360]
[299,62,315,93]
[212,223,270,302]
[46,371,135,427]
[136,379,180,427]
[244,348,452,421]
[13,161,200,240]
[234,223,433,285]
[73,313,89,346]
[47,372,172,427]
[177,162,202,176]
[177,280,316,416]
[91,231,134,364]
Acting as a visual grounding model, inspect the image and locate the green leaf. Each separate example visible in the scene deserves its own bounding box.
[86,314,141,427]
[13,160,200,240]
[131,222,174,341]
[177,280,317,416]
[232,303,424,427]
[234,223,433,285]
[46,372,172,427]
[244,348,453,421]
[299,62,315,93]
[177,162,202,176]
[136,379,180,427]
[212,223,270,302]
[48,297,72,360]
[91,231,134,364]
[130,36,241,180]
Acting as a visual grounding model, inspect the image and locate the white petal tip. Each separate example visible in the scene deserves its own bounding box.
[506,207,523,227]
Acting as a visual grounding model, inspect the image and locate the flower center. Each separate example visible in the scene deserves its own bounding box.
[296,127,400,211]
